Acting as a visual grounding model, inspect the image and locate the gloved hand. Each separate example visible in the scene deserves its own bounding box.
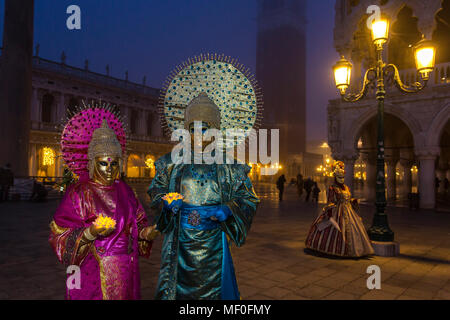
[84,223,115,241]
[209,205,232,222]
[140,225,160,241]
[163,198,183,214]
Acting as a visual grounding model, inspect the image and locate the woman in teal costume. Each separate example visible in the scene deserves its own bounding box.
[148,93,260,300]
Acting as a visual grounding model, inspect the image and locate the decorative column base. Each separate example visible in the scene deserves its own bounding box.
[371,241,400,257]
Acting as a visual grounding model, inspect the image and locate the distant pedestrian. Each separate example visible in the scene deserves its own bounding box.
[304,177,313,202]
[0,163,14,202]
[30,179,48,202]
[296,173,304,199]
[435,176,440,190]
[276,174,286,201]
[312,182,320,203]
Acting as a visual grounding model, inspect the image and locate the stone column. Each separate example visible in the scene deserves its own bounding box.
[343,152,358,194]
[36,89,45,124]
[400,159,413,199]
[54,92,67,124]
[138,109,146,136]
[416,148,439,209]
[29,144,37,176]
[121,106,130,132]
[153,113,163,137]
[364,153,377,203]
[30,87,39,121]
[386,158,398,202]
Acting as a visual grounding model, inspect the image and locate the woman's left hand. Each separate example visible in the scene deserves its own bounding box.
[141,225,160,241]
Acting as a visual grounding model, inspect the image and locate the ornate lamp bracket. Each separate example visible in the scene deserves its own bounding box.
[341,68,376,103]
[384,64,428,93]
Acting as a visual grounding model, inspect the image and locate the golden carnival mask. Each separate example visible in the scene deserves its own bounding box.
[92,156,121,186]
[333,160,345,184]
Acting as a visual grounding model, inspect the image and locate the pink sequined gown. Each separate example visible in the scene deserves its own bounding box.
[49,179,152,300]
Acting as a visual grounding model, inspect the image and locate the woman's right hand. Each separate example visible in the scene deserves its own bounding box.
[88,223,115,238]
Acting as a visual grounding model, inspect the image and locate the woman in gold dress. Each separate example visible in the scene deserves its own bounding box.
[305,161,374,257]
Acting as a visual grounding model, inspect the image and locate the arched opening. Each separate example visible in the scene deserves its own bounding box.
[126,154,144,178]
[66,97,78,117]
[144,155,155,178]
[436,119,450,206]
[37,146,56,178]
[130,109,139,134]
[388,5,422,70]
[41,93,54,123]
[433,0,450,64]
[354,113,415,204]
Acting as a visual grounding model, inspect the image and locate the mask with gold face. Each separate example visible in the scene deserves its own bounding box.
[333,161,345,184]
[87,119,123,185]
[92,156,121,185]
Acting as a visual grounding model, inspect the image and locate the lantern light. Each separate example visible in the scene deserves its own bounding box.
[333,56,352,95]
[371,19,389,46]
[414,37,436,81]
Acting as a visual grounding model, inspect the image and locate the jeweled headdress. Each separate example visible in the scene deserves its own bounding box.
[61,102,127,180]
[159,53,263,146]
[184,92,221,130]
[332,160,345,173]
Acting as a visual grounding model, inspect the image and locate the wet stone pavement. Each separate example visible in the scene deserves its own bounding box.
[0,182,449,300]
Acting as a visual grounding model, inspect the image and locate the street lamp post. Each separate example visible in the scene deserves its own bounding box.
[332,18,436,245]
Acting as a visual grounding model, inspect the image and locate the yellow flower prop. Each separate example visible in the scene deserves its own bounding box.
[162,192,184,204]
[93,214,116,229]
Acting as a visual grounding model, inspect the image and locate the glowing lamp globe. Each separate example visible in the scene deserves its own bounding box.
[414,38,436,81]
[333,56,352,95]
[371,19,389,46]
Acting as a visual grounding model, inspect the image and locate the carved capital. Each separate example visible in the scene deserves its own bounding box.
[415,146,440,160]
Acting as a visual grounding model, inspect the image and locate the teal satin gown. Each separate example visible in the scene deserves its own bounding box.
[148,154,260,300]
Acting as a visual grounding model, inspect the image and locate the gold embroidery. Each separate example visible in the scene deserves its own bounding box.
[49,220,69,235]
[91,246,108,300]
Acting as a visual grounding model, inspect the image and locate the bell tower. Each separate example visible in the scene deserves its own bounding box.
[0,0,34,176]
[256,0,307,162]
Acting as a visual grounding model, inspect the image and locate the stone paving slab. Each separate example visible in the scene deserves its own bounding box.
[0,183,449,300]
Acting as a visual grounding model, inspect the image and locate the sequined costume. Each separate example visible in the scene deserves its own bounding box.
[49,180,151,299]
[305,182,374,257]
[49,105,152,299]
[148,153,259,299]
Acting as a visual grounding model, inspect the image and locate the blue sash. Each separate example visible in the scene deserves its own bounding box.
[179,203,240,300]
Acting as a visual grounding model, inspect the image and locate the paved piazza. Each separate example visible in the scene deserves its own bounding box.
[0,182,449,300]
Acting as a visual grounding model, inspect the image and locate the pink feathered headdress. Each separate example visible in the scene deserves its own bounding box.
[61,102,127,180]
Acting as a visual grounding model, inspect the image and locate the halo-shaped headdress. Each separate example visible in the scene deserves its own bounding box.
[159,53,263,146]
[61,102,127,180]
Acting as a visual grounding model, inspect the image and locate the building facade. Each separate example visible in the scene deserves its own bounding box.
[329,0,450,209]
[26,52,172,180]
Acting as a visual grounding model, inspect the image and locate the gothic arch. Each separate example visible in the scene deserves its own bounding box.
[426,103,450,147]
[343,102,422,152]
[335,0,442,54]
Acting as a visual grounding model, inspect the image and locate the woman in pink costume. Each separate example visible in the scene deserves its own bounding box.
[49,106,158,300]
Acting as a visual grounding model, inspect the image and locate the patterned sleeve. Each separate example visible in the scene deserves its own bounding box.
[324,186,337,217]
[147,157,175,233]
[48,186,92,266]
[221,164,260,247]
[135,196,152,258]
